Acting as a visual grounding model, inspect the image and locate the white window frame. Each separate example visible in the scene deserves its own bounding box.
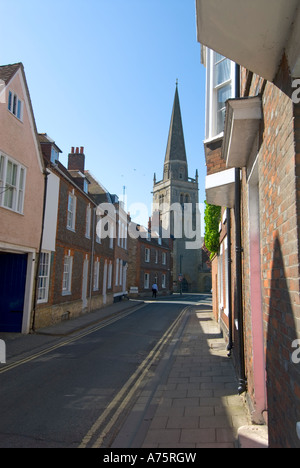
[85,204,91,238]
[162,252,166,265]
[37,251,51,303]
[144,273,150,289]
[67,191,76,231]
[0,153,26,214]
[115,258,119,285]
[205,48,235,141]
[119,259,123,286]
[162,273,166,289]
[145,247,150,263]
[8,90,23,121]
[93,258,100,291]
[108,261,112,289]
[62,254,73,295]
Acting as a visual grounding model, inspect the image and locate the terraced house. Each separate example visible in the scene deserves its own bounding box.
[196,0,300,448]
[0,63,45,333]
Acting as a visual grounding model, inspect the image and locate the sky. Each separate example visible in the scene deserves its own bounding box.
[1,0,206,232]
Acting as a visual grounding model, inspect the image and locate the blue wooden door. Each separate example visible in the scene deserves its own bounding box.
[0,253,27,332]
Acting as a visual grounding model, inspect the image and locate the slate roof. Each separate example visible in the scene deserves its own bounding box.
[0,63,23,84]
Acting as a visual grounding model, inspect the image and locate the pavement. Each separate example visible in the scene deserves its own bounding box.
[0,294,268,449]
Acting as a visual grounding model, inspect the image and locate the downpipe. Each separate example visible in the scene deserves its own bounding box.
[226,207,233,357]
[235,168,247,394]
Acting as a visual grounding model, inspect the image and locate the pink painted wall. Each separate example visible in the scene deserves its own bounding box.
[0,68,44,250]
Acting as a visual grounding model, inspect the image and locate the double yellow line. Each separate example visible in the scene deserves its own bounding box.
[78,306,189,448]
[0,305,145,375]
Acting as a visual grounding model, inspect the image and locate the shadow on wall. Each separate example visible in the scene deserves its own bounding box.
[266,235,300,448]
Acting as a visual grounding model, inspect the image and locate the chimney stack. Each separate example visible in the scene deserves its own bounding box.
[68,146,85,172]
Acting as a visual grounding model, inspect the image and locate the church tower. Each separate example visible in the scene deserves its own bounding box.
[152,83,202,292]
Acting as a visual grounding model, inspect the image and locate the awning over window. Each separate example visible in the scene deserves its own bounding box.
[222,97,262,168]
[205,168,236,208]
[196,0,300,80]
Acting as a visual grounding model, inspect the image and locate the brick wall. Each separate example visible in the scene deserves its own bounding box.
[239,60,300,446]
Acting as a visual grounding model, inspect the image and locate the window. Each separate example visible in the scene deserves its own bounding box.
[214,53,232,135]
[62,254,73,295]
[96,215,101,243]
[144,273,150,289]
[8,90,23,121]
[67,191,76,230]
[145,248,150,262]
[155,250,158,264]
[0,153,26,214]
[83,179,89,194]
[108,261,112,289]
[50,146,59,164]
[109,222,114,249]
[93,259,100,291]
[37,252,51,302]
[85,204,91,238]
[205,49,235,140]
[162,252,166,265]
[162,274,166,289]
[119,259,122,286]
[115,258,119,285]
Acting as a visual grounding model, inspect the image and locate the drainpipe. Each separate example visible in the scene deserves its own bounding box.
[235,167,247,394]
[88,206,96,313]
[31,169,49,332]
[226,207,233,357]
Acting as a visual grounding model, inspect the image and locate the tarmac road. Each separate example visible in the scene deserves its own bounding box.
[0,298,195,448]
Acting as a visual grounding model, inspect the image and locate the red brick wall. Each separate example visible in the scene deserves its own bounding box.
[240,63,300,446]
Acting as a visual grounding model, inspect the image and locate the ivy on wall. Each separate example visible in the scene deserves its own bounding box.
[204,201,221,258]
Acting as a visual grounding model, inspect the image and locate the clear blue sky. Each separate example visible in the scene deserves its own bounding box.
[2,0,206,231]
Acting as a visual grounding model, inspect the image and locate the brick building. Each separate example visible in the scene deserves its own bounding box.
[127,221,173,297]
[196,0,300,447]
[85,170,129,303]
[34,143,115,328]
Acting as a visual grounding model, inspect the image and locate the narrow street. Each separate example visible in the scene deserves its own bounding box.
[0,296,208,448]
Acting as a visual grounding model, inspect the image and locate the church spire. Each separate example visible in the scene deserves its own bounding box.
[164,81,187,165]
[163,82,188,181]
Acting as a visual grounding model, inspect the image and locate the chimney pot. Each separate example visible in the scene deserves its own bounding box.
[71,147,75,154]
[76,147,79,153]
[80,146,84,154]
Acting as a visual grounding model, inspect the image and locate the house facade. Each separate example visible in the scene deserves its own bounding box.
[0,63,45,333]
[127,222,173,298]
[34,143,116,329]
[196,0,300,448]
[85,170,129,303]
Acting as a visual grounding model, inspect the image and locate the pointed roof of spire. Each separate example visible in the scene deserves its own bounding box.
[164,81,187,164]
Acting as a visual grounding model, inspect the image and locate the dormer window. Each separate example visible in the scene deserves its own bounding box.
[51,146,59,164]
[8,90,23,121]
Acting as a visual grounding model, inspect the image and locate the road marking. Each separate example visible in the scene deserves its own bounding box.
[78,306,189,448]
[0,305,146,375]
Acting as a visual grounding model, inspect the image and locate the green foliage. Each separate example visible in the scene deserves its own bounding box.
[204,201,221,257]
